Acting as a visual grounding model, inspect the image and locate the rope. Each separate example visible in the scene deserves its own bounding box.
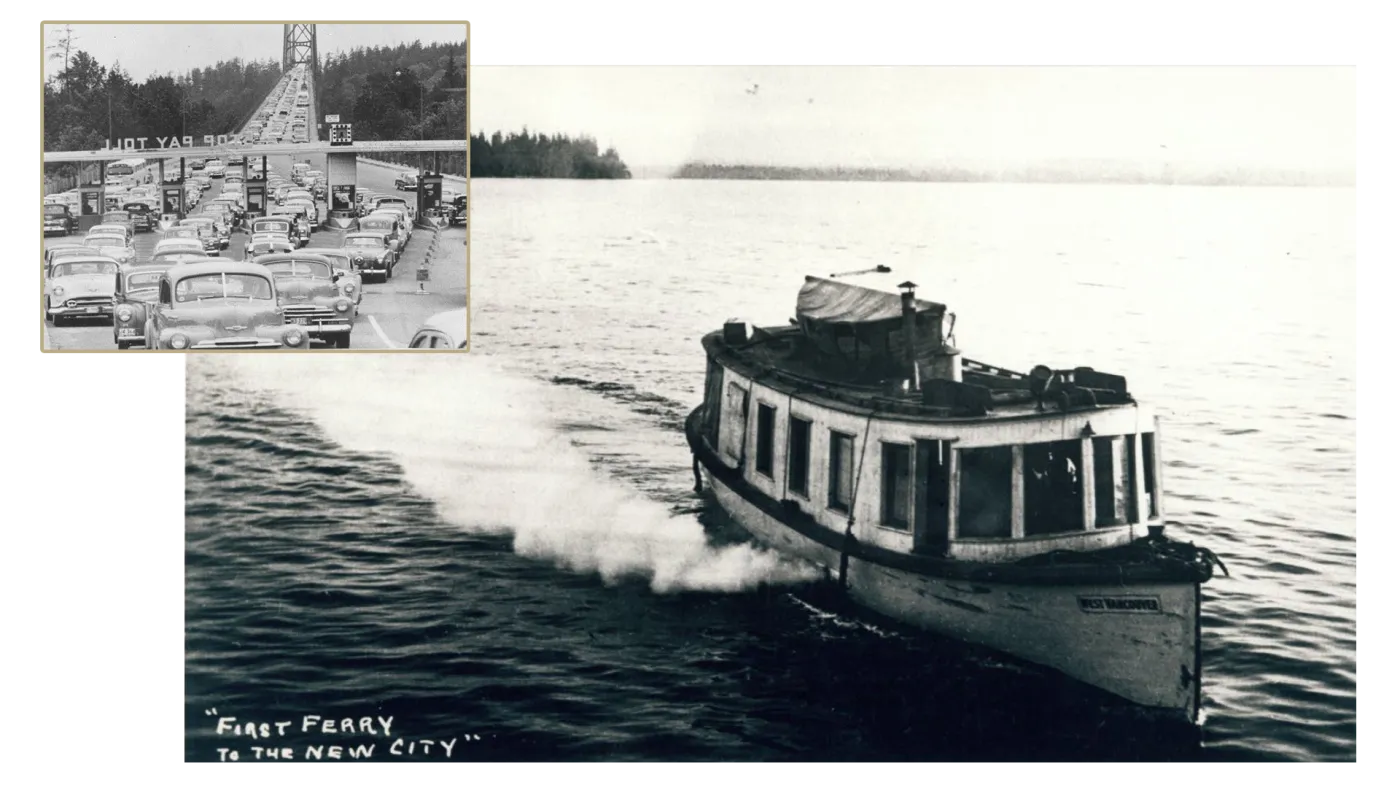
[838,412,876,590]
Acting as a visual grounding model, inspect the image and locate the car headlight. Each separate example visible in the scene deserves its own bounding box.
[53,286,65,297]
[116,306,133,322]
[169,333,189,349]
[343,283,356,293]
[284,328,304,347]
[334,299,350,313]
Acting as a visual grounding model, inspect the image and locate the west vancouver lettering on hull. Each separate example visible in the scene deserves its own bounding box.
[1077,595,1163,613]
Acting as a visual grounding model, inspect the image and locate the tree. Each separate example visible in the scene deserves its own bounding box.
[46,25,78,88]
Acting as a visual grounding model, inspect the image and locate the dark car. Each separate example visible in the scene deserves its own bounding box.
[449,194,467,227]
[124,202,156,233]
[43,203,76,236]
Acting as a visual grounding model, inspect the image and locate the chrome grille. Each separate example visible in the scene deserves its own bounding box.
[65,296,112,308]
[282,304,341,326]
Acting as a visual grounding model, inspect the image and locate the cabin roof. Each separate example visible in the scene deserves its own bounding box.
[705,326,1134,422]
[797,276,945,325]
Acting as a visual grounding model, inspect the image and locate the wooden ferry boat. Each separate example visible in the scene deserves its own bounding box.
[684,273,1224,724]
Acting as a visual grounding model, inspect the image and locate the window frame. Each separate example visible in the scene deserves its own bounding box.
[828,430,856,513]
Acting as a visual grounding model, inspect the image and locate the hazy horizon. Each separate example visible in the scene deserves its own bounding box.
[473,66,1355,178]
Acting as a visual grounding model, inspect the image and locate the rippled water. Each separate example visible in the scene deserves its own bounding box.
[187,179,1354,761]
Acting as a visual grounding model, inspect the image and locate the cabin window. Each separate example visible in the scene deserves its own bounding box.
[702,360,725,448]
[787,416,812,497]
[828,431,855,512]
[755,403,776,478]
[720,383,750,463]
[1093,436,1135,527]
[881,442,913,531]
[1142,432,1159,518]
[957,446,1012,538]
[1023,440,1084,536]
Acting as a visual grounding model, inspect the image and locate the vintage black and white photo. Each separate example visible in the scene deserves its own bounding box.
[41,22,468,351]
[185,65,1354,762]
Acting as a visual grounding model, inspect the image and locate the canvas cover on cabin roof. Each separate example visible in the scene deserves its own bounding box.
[796,276,946,325]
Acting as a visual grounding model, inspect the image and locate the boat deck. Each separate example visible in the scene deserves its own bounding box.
[705,325,1134,422]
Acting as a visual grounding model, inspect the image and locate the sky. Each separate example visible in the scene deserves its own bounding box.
[42,23,466,81]
[471,66,1355,174]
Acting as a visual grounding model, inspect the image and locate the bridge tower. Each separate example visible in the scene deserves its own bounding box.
[282,24,320,141]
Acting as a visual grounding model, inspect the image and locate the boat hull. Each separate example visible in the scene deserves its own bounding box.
[702,465,1202,723]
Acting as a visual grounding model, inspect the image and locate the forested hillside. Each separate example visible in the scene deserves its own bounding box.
[44,40,467,182]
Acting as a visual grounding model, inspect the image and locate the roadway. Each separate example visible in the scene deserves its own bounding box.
[42,153,467,351]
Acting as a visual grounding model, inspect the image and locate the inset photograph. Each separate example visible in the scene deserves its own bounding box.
[41,21,469,351]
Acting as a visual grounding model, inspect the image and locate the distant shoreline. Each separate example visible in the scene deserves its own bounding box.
[667,162,1354,188]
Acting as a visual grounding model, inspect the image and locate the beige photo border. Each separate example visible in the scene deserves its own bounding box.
[38,19,472,353]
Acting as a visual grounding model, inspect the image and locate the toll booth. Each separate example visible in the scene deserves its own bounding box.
[245,179,268,221]
[161,183,185,219]
[76,182,105,233]
[327,185,357,230]
[417,172,443,224]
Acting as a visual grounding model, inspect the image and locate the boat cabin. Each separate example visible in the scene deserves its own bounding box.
[697,276,1165,563]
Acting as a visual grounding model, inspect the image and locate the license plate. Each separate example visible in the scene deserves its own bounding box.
[118,328,136,337]
[86,307,99,314]
[293,318,309,325]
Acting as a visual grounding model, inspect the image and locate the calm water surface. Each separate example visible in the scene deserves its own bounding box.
[186,179,1355,761]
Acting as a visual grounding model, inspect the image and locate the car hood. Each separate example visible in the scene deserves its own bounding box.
[274,277,336,302]
[345,248,390,261]
[163,300,282,331]
[50,274,115,296]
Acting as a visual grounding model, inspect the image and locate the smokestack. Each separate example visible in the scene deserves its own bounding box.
[899,281,920,391]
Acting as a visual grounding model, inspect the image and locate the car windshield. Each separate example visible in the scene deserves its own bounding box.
[167,229,198,239]
[157,242,202,253]
[254,221,290,234]
[174,273,273,302]
[85,236,124,248]
[45,205,67,216]
[52,261,118,277]
[345,237,383,248]
[263,260,331,279]
[125,271,163,290]
[360,221,391,231]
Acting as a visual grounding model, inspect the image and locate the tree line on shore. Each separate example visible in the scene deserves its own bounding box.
[469,130,631,179]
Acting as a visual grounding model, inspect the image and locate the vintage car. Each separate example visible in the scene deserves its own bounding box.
[272,205,313,243]
[206,161,227,178]
[162,226,202,243]
[124,202,156,233]
[284,198,317,229]
[101,210,135,233]
[254,252,356,348]
[368,205,414,243]
[43,203,77,236]
[44,241,95,276]
[46,255,119,326]
[372,195,415,219]
[340,232,399,282]
[81,235,136,265]
[408,308,468,349]
[448,194,468,227]
[395,171,419,191]
[249,216,294,240]
[303,247,363,316]
[44,237,87,264]
[144,260,309,350]
[111,262,178,349]
[154,238,206,258]
[356,215,407,255]
[245,233,296,259]
[178,218,224,254]
[149,250,209,268]
[189,159,206,171]
[89,222,133,246]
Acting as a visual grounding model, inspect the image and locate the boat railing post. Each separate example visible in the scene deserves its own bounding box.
[1010,445,1026,539]
[946,448,960,544]
[1080,436,1096,531]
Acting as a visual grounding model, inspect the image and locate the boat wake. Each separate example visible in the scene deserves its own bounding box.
[194,355,820,594]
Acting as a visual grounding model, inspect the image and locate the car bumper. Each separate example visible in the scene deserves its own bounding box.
[114,326,144,342]
[189,338,285,349]
[289,321,352,339]
[43,224,68,235]
[49,304,113,318]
